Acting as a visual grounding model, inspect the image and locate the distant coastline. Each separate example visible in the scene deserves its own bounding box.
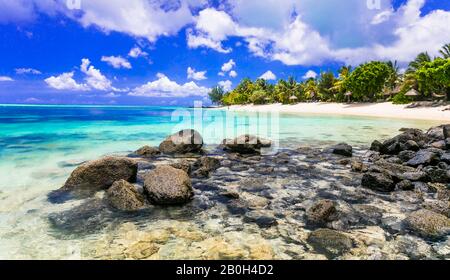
[215,102,450,122]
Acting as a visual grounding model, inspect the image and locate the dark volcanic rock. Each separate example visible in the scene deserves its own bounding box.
[222,135,271,154]
[396,180,414,191]
[424,166,449,183]
[159,129,203,155]
[170,160,192,174]
[306,200,337,225]
[106,180,145,211]
[307,229,353,259]
[440,153,450,164]
[50,157,138,201]
[407,150,440,167]
[48,198,110,236]
[243,210,278,228]
[332,143,353,157]
[403,209,450,240]
[134,146,160,157]
[191,156,221,178]
[370,140,383,152]
[361,172,395,192]
[398,150,416,162]
[144,165,193,205]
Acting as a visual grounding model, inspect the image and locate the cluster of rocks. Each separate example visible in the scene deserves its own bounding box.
[47,126,450,260]
[49,129,272,212]
[348,125,450,240]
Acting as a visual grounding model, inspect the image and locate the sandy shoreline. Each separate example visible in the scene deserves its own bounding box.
[215,102,450,122]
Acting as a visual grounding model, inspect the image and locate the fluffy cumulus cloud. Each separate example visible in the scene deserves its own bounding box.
[15,68,42,75]
[129,73,210,98]
[187,0,450,66]
[101,55,132,69]
[259,70,276,80]
[229,70,238,78]
[218,80,233,91]
[44,72,88,91]
[45,58,120,92]
[128,46,148,58]
[302,70,318,80]
[3,0,450,67]
[0,76,14,82]
[187,67,207,80]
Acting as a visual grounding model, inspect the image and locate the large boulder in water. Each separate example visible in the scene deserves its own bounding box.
[307,229,354,259]
[306,200,338,226]
[403,209,450,240]
[144,165,193,205]
[50,157,138,201]
[222,135,271,154]
[106,180,145,211]
[332,143,353,157]
[159,129,203,155]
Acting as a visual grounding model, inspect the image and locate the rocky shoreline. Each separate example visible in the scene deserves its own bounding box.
[46,126,449,260]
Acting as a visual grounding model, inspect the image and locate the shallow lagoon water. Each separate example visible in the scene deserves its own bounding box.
[0,105,444,259]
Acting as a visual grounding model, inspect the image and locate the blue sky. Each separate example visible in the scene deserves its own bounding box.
[0,0,449,106]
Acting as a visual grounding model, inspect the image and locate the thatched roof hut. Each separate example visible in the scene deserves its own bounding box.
[289,95,298,100]
[405,89,419,97]
[345,91,352,96]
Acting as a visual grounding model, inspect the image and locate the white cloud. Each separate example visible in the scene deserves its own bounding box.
[259,70,276,80]
[229,70,238,78]
[101,55,132,69]
[44,72,89,91]
[73,0,199,42]
[187,29,232,53]
[302,70,318,80]
[15,68,42,75]
[128,47,148,58]
[45,58,120,92]
[218,80,233,92]
[129,73,210,98]
[221,59,236,72]
[80,58,114,91]
[188,1,450,66]
[187,67,207,81]
[0,76,14,82]
[103,92,121,98]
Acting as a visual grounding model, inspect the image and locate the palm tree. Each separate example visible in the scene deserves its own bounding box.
[406,52,431,74]
[331,66,352,93]
[439,43,450,59]
[385,60,401,90]
[275,76,301,104]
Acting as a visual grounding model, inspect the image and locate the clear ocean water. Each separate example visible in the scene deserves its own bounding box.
[0,105,443,259]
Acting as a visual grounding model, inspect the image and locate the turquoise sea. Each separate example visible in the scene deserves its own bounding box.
[0,105,443,259]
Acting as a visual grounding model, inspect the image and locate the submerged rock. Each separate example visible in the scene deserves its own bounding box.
[50,157,138,201]
[159,129,203,155]
[106,180,145,211]
[222,135,271,154]
[332,143,353,157]
[307,229,353,259]
[306,199,337,226]
[144,165,194,205]
[403,209,450,240]
[48,198,110,236]
[243,210,278,228]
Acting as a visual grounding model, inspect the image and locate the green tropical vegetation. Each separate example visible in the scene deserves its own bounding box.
[210,43,450,105]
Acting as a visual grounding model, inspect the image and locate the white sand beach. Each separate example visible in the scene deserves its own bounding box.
[218,102,450,122]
